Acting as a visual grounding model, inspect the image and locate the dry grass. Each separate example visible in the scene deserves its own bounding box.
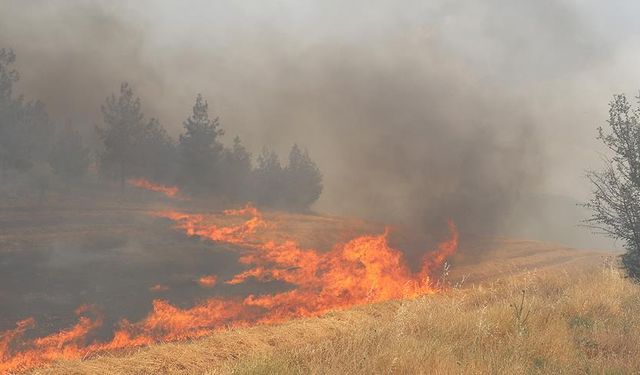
[33,260,640,375]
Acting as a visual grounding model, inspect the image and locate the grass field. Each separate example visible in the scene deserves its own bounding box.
[25,242,636,374]
[225,262,639,375]
[2,201,633,374]
[32,260,640,374]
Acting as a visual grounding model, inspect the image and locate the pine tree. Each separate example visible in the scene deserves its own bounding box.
[284,144,323,210]
[0,48,17,104]
[135,117,176,183]
[179,94,224,193]
[97,83,173,190]
[253,147,284,206]
[97,82,145,191]
[229,136,251,171]
[220,136,252,201]
[0,49,53,180]
[0,49,18,180]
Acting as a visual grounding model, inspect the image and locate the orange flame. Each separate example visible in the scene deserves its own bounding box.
[156,203,266,245]
[0,305,102,373]
[127,178,179,198]
[198,275,218,288]
[0,204,457,373]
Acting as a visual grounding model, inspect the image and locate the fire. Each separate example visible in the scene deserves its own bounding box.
[156,203,266,245]
[198,275,218,288]
[127,178,180,198]
[0,204,458,374]
[0,306,102,373]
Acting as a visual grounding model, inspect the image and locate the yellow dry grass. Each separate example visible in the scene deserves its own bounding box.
[30,259,640,375]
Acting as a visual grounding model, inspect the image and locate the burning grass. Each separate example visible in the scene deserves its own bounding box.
[33,261,640,374]
[0,204,458,373]
[127,178,180,199]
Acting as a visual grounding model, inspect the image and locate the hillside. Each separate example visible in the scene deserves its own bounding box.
[27,251,640,374]
[1,203,617,375]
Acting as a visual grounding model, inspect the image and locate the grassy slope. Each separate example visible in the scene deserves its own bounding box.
[30,252,640,374]
[229,263,640,375]
[4,202,630,374]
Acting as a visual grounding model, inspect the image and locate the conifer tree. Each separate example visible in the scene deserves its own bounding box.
[179,94,224,192]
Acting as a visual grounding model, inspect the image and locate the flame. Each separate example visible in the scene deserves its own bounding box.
[0,204,457,373]
[127,178,179,198]
[0,306,102,373]
[198,275,218,288]
[156,203,266,245]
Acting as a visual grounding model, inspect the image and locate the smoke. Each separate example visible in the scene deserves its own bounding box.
[1,0,637,239]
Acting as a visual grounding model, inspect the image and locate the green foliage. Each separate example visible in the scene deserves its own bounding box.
[253,147,285,206]
[0,48,18,103]
[219,136,252,201]
[584,93,640,280]
[97,82,174,188]
[0,48,53,178]
[284,144,323,210]
[179,94,224,192]
[97,82,145,184]
[0,49,324,209]
[135,117,176,183]
[249,144,323,210]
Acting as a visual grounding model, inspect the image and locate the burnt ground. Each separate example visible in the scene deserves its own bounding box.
[0,203,288,341]
[0,200,609,343]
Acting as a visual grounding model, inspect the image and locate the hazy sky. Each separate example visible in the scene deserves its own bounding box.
[2,0,640,230]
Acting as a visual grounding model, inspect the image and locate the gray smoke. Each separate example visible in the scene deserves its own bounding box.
[1,0,637,243]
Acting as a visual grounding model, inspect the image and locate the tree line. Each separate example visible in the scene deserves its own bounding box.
[0,48,322,210]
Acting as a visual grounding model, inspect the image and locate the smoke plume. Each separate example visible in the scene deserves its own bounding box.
[2,0,636,240]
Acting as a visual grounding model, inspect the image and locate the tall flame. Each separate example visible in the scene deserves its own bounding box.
[0,204,457,373]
